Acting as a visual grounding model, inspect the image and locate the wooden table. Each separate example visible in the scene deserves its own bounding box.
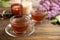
[0,19,60,40]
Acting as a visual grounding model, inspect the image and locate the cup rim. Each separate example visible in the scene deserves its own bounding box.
[10,15,30,24]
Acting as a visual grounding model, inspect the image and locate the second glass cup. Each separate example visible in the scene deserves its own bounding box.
[31,9,47,24]
[5,15,35,37]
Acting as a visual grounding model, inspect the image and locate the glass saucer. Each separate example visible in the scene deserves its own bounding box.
[5,24,35,37]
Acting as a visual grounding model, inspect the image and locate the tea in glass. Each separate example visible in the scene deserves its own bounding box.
[11,16,29,34]
[11,3,23,16]
[31,10,46,23]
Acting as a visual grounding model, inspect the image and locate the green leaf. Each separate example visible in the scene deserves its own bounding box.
[2,0,10,1]
[51,19,58,25]
[0,0,9,7]
[56,15,60,22]
[0,0,2,1]
[1,1,8,7]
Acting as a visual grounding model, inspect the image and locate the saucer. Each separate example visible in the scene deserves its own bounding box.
[5,24,35,37]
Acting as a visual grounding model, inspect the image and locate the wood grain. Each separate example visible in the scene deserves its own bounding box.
[0,19,60,40]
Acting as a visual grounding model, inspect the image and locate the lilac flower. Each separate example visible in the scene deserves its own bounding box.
[38,0,60,18]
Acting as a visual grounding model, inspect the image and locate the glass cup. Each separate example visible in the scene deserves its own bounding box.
[11,3,23,16]
[11,16,29,34]
[5,15,35,37]
[31,10,46,24]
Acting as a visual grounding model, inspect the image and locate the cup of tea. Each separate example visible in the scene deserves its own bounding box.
[31,9,46,23]
[11,3,23,16]
[10,15,29,34]
[5,15,35,37]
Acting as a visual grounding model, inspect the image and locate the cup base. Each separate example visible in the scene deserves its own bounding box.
[5,24,35,37]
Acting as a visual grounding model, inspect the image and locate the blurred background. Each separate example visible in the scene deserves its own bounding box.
[0,0,40,7]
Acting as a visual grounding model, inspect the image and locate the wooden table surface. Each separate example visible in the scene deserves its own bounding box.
[0,19,60,40]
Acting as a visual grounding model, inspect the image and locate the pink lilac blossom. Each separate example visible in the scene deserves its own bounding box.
[38,5,46,11]
[45,0,51,6]
[43,3,50,10]
[38,0,60,18]
[51,2,59,7]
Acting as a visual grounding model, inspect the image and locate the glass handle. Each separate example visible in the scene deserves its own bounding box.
[28,25,35,36]
[28,20,35,36]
